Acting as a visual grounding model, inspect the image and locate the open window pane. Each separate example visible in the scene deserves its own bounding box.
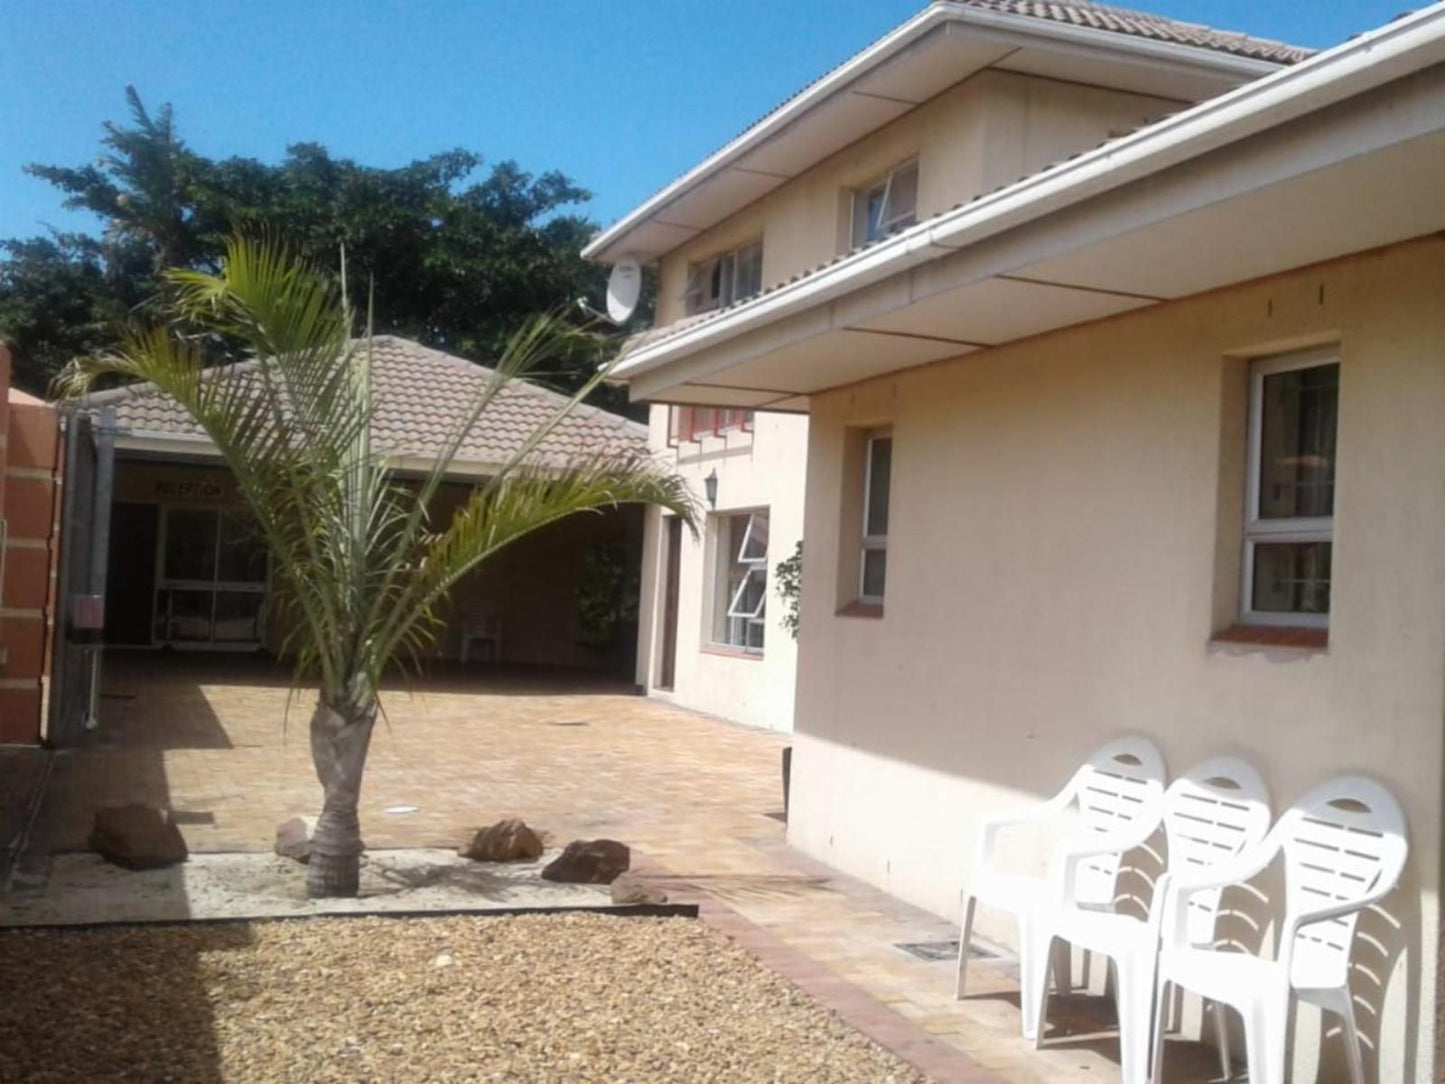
[712,509,768,651]
[865,437,892,538]
[853,161,918,247]
[727,567,767,619]
[1252,541,1331,615]
[1258,362,1338,520]
[881,162,918,231]
[737,512,769,563]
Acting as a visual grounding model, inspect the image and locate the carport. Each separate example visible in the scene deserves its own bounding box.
[60,336,646,736]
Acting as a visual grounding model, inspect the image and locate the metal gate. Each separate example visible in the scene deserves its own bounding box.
[47,406,116,746]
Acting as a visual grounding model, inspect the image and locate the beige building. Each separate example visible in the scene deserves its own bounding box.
[631,403,806,731]
[587,1,1445,1080]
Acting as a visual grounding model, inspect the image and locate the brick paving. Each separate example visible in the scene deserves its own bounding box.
[23,653,1219,1083]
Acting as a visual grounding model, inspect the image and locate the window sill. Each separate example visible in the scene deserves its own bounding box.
[836,601,884,620]
[1210,624,1328,651]
[701,644,764,661]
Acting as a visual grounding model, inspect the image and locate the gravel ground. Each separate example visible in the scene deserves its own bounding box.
[0,850,609,925]
[0,912,932,1084]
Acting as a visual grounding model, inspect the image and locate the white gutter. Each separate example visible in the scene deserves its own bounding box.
[114,433,588,482]
[582,1,1282,263]
[612,1,1445,380]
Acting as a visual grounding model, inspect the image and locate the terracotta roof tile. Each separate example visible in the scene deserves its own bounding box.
[86,335,647,469]
[956,0,1313,64]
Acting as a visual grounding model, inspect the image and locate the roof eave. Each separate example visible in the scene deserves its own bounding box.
[609,2,1445,383]
[581,1,1292,265]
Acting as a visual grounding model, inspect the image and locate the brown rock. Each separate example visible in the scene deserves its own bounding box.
[459,818,544,862]
[275,816,314,863]
[89,804,188,870]
[610,872,668,905]
[541,839,630,884]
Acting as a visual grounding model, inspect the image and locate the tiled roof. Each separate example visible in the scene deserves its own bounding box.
[87,335,647,468]
[957,1,1314,65]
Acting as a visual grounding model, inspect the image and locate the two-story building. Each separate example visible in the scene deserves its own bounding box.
[588,1,1445,1080]
[604,0,1302,733]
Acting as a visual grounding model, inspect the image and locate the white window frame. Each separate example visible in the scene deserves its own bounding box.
[712,509,768,653]
[1240,347,1338,628]
[683,239,763,315]
[851,160,918,249]
[859,431,891,604]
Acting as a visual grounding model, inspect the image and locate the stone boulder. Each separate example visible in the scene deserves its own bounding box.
[274,816,314,863]
[610,872,668,905]
[459,818,544,862]
[89,805,188,870]
[541,838,630,884]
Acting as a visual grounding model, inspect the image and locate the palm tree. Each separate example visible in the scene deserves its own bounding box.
[56,235,695,897]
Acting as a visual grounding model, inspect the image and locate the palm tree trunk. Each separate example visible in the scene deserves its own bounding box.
[306,698,377,898]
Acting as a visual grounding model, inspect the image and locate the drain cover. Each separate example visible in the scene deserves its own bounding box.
[895,939,993,962]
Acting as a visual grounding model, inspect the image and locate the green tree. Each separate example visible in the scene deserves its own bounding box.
[4,89,642,407]
[56,236,694,897]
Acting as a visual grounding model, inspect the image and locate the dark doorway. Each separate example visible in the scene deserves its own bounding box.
[658,516,682,690]
[105,502,159,646]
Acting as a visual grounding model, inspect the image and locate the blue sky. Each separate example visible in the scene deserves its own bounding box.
[0,1,1414,243]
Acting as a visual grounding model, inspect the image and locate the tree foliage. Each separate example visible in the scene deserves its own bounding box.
[2,88,644,406]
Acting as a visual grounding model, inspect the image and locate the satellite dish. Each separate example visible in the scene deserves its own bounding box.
[606,256,642,323]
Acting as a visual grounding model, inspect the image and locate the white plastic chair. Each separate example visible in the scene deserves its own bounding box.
[956,736,1166,1042]
[1028,757,1271,1084]
[1151,776,1408,1084]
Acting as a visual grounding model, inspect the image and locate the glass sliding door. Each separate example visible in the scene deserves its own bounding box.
[155,508,268,648]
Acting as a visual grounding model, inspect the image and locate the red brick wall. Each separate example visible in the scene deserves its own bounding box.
[0,345,61,744]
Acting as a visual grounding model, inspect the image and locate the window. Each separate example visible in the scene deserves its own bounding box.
[712,510,769,652]
[851,160,918,248]
[1241,350,1338,626]
[668,406,753,444]
[860,432,892,602]
[684,240,764,315]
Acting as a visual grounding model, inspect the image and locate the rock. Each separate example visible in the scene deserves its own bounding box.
[433,953,454,968]
[89,804,188,870]
[541,839,630,884]
[275,816,315,863]
[610,872,668,905]
[459,818,544,862]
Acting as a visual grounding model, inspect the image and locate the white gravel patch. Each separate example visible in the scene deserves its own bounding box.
[0,849,610,926]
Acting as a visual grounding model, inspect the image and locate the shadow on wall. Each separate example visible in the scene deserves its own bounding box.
[0,920,255,1083]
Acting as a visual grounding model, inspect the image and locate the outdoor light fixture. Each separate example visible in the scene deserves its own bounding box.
[704,469,718,509]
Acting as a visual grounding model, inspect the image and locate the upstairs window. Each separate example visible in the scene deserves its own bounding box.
[1241,349,1339,626]
[684,240,763,315]
[851,160,918,248]
[668,406,753,444]
[859,431,892,603]
[713,510,769,653]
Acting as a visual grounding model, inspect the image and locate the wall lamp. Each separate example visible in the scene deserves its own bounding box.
[704,469,718,509]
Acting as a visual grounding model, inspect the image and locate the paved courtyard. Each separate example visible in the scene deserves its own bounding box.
[17,654,1220,1084]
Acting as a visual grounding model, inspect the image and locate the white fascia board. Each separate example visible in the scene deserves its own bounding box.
[611,2,1445,383]
[582,2,1283,265]
[116,435,513,482]
[116,431,222,459]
